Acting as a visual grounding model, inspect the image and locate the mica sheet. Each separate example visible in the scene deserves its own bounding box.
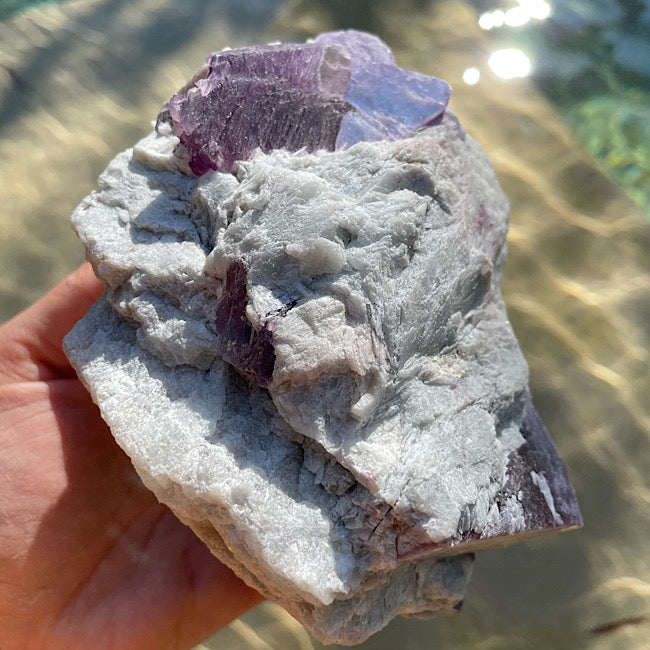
[1,0,649,648]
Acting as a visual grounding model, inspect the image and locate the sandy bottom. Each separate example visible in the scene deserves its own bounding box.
[1,0,649,648]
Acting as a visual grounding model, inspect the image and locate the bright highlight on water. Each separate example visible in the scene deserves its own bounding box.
[479,0,551,30]
[489,48,532,79]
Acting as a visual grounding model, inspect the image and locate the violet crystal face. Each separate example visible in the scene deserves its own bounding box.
[168,30,451,174]
[64,30,581,646]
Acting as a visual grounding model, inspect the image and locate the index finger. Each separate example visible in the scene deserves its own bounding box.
[0,263,104,383]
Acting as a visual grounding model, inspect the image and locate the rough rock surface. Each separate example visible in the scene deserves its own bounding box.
[63,31,581,645]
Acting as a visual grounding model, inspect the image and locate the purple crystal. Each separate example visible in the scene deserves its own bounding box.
[169,43,352,175]
[315,29,396,67]
[315,31,451,147]
[167,31,452,175]
[214,260,275,385]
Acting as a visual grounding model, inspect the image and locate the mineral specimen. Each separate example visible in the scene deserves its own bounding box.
[63,30,582,645]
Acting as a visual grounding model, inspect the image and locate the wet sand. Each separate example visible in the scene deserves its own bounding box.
[1,1,648,648]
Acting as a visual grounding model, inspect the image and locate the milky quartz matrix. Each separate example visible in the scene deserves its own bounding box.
[64,31,582,645]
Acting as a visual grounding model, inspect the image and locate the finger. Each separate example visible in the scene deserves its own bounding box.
[0,263,104,382]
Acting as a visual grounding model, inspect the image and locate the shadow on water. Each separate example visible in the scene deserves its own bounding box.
[0,0,285,132]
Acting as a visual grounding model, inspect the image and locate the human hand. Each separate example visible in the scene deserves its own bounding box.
[0,264,262,650]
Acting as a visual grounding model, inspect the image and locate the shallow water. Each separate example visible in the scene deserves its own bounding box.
[1,1,649,648]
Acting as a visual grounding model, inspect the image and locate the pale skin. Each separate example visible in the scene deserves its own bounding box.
[0,264,263,650]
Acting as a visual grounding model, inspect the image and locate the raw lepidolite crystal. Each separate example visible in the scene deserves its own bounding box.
[64,30,581,645]
[167,30,450,174]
